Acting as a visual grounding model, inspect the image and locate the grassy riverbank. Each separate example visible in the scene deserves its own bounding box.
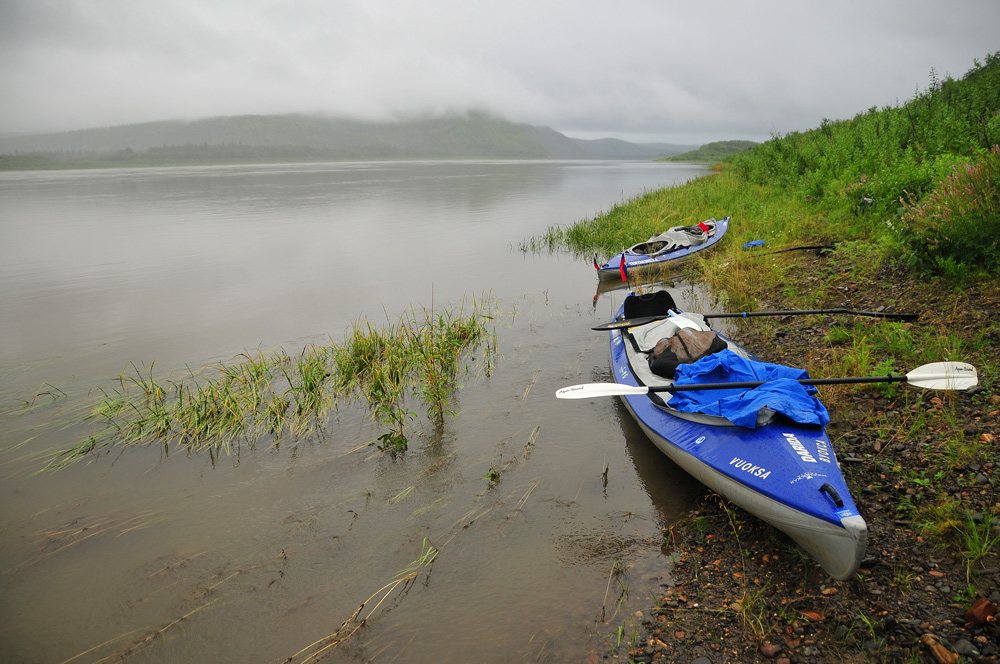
[555,53,1000,662]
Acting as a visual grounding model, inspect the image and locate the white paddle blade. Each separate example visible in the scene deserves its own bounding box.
[905,362,978,390]
[555,383,650,399]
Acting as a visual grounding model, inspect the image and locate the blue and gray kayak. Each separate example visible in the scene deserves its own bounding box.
[567,291,867,580]
[594,217,730,282]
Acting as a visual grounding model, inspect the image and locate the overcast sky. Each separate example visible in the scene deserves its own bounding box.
[1,0,998,144]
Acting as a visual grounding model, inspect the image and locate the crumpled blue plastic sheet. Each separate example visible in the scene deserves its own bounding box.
[671,349,830,428]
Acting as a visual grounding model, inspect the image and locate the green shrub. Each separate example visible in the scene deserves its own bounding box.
[728,52,1000,221]
[894,145,1000,278]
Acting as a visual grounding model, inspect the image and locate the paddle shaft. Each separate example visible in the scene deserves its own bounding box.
[745,243,837,257]
[653,373,917,393]
[592,308,917,331]
[705,308,917,321]
[556,362,976,399]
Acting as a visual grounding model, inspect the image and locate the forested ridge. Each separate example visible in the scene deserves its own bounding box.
[0,112,698,169]
[663,140,758,163]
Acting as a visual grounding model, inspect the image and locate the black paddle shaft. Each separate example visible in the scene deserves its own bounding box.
[704,308,918,321]
[592,308,918,331]
[650,374,908,393]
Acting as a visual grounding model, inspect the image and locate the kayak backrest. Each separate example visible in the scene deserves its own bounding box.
[623,290,677,319]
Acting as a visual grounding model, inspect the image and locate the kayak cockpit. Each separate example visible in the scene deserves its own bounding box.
[616,302,831,430]
[617,312,767,427]
[625,219,718,257]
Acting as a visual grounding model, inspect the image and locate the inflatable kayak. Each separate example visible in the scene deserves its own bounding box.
[567,290,867,580]
[594,217,730,281]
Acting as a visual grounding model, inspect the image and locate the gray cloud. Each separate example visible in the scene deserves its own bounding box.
[2,0,998,143]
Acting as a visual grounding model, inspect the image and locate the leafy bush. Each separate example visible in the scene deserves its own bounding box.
[894,145,1000,278]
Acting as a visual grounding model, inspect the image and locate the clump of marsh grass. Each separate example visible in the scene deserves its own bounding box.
[330,294,501,449]
[45,294,503,469]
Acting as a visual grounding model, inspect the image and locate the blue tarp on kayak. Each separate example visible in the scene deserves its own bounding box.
[671,349,831,428]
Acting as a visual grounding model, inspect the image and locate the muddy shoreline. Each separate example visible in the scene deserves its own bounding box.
[607,252,1000,663]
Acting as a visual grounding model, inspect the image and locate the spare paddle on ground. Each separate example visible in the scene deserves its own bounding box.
[555,362,978,399]
[592,308,919,331]
[745,243,838,257]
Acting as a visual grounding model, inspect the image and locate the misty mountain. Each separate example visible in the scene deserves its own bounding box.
[0,113,697,162]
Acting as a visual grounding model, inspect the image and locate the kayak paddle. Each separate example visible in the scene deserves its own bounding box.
[555,362,978,399]
[592,308,919,331]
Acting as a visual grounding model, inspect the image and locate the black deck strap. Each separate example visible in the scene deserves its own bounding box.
[617,328,670,408]
[646,391,669,408]
[674,330,694,357]
[819,483,845,508]
[620,326,646,354]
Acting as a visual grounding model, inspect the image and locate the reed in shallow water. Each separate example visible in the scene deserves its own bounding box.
[45,293,503,469]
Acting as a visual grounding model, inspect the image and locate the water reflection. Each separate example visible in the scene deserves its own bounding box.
[618,398,704,533]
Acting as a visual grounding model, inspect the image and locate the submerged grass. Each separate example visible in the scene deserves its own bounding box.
[283,538,438,663]
[45,293,504,469]
[59,548,288,664]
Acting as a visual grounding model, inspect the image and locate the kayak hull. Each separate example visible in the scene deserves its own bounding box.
[618,394,867,580]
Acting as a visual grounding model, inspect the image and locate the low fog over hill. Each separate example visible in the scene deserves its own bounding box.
[0,113,698,163]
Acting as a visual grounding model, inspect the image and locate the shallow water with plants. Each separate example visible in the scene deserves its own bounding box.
[0,160,716,663]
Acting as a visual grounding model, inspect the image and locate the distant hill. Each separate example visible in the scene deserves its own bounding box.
[663,140,757,163]
[0,113,699,169]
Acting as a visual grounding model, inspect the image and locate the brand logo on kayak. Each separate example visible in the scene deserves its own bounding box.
[729,457,771,479]
[815,439,831,463]
[694,436,705,445]
[790,471,828,484]
[783,433,817,463]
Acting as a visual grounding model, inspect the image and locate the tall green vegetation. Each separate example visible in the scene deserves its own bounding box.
[46,295,502,469]
[562,52,1000,282]
[728,52,1000,278]
[896,144,1000,278]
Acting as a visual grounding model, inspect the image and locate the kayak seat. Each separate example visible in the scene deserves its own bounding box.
[629,240,671,256]
[623,290,677,319]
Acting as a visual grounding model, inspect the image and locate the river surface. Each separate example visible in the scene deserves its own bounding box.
[0,160,719,663]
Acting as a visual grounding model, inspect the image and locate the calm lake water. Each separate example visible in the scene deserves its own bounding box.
[0,160,718,663]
